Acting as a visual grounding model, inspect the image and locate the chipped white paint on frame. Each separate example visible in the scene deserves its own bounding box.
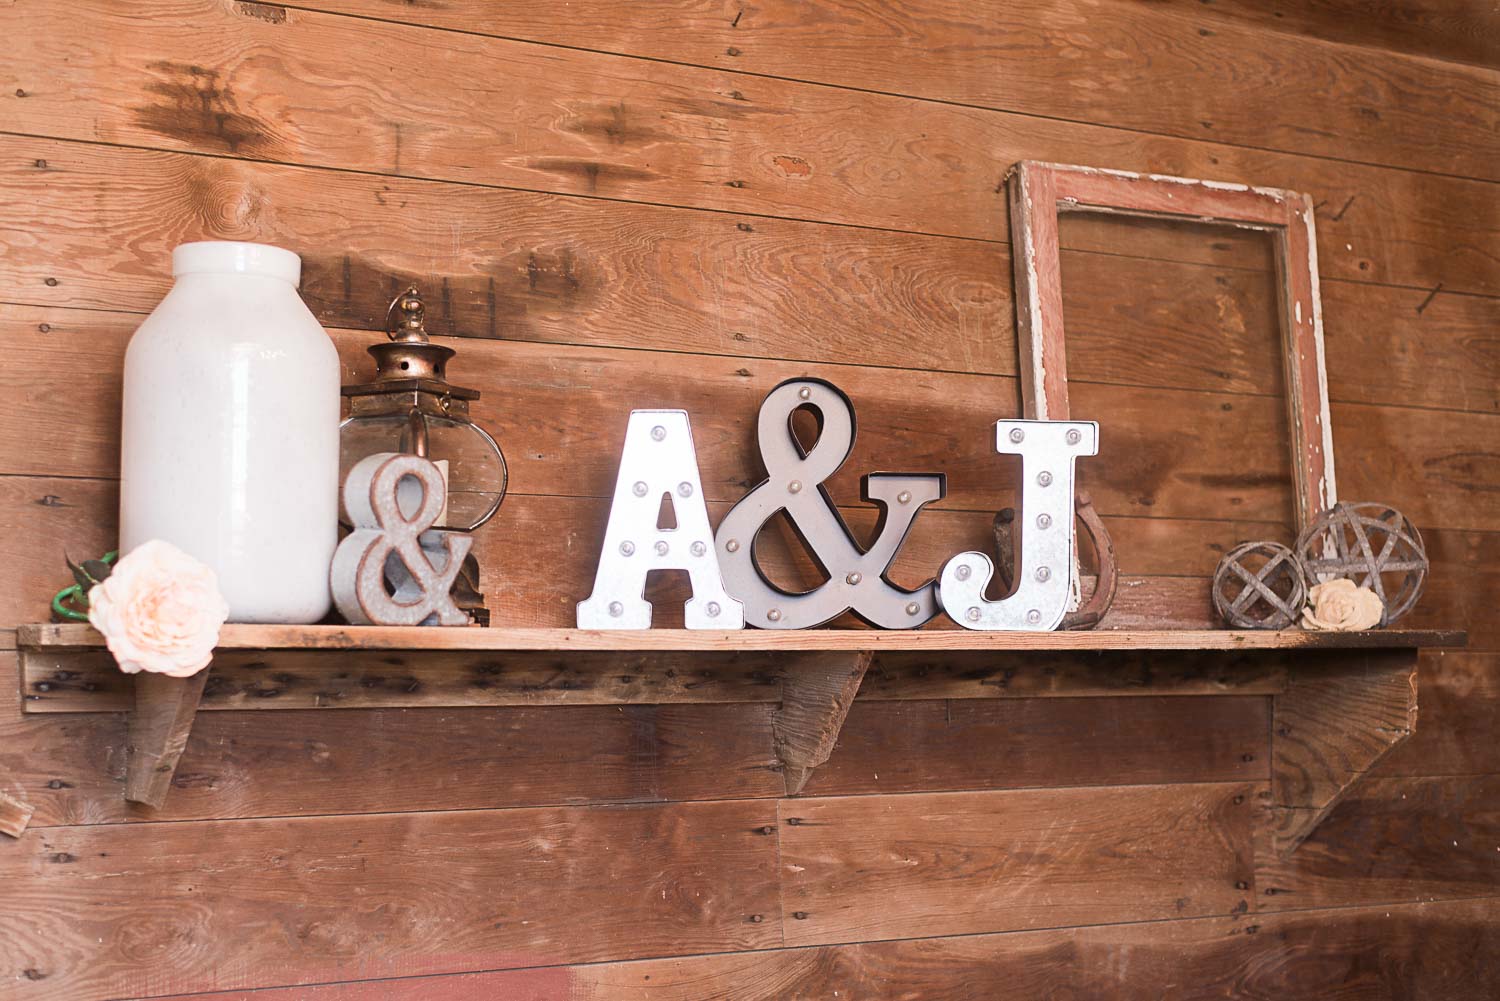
[1007,160,1338,534]
[1302,199,1338,511]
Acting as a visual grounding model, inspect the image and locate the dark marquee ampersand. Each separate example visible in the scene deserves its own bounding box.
[714,378,946,629]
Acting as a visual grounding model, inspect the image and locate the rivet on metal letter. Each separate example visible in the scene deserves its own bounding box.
[715,378,946,629]
[577,410,745,629]
[939,420,1099,631]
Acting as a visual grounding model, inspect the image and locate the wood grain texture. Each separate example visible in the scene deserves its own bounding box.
[11,314,1288,524]
[121,896,1500,1000]
[0,2,1494,993]
[295,0,1500,181]
[0,473,1228,637]
[0,668,784,825]
[20,646,787,712]
[0,650,1269,826]
[773,651,871,794]
[3,24,1499,297]
[1186,0,1500,69]
[0,784,33,838]
[4,304,1499,537]
[3,154,1496,411]
[123,671,207,808]
[20,623,1460,655]
[1269,649,1419,854]
[17,644,1305,715]
[802,696,1269,797]
[1258,774,1500,911]
[780,783,1260,945]
[1381,651,1500,776]
[1010,162,1334,528]
[1009,160,1068,420]
[860,648,1288,699]
[3,473,1489,646]
[0,800,781,1000]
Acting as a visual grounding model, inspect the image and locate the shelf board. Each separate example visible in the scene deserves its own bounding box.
[13,623,1464,848]
[17,623,1465,653]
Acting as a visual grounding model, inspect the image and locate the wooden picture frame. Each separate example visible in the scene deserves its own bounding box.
[1007,161,1337,530]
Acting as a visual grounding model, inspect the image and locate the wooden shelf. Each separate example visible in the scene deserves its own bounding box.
[15,624,1464,854]
[17,623,1466,652]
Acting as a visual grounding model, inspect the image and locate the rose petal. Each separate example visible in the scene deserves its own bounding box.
[88,540,228,677]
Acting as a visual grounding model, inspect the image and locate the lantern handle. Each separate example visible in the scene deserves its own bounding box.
[401,408,430,459]
[384,286,429,343]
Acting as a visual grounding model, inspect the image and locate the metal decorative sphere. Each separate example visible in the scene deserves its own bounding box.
[1212,540,1307,630]
[1295,502,1427,625]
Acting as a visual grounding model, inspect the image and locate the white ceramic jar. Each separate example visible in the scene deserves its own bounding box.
[120,242,340,623]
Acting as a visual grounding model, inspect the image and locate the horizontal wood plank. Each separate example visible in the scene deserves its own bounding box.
[19,623,1462,654]
[780,782,1260,945]
[1,0,1495,993]
[5,304,1500,538]
[6,153,1496,417]
[1380,651,1500,776]
[3,318,1304,522]
[1184,0,1500,70]
[858,649,1287,700]
[3,12,1498,296]
[1073,231,1500,416]
[1,474,1486,644]
[1258,773,1500,911]
[0,472,1227,637]
[16,644,1297,715]
[0,648,1269,825]
[121,896,1500,1000]
[304,0,1500,180]
[802,696,1268,797]
[0,673,781,825]
[0,800,781,1000]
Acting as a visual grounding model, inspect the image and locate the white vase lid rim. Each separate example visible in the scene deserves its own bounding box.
[173,242,302,284]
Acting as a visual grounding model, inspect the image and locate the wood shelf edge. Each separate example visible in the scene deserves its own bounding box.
[16,623,1468,653]
[15,625,1454,819]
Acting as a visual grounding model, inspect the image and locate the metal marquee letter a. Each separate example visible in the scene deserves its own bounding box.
[577,410,745,630]
[939,419,1098,631]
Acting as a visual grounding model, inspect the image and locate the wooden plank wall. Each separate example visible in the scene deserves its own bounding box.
[0,1,1496,997]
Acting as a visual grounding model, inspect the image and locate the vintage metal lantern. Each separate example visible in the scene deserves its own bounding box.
[340,287,507,533]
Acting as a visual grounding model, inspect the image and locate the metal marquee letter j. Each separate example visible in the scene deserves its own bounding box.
[938,420,1098,631]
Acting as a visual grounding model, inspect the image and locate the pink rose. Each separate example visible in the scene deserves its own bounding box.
[87,540,229,677]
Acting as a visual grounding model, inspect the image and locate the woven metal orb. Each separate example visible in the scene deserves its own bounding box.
[1212,541,1307,630]
[1296,501,1427,626]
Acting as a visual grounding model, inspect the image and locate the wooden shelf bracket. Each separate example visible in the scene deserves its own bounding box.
[1269,648,1420,855]
[773,651,873,795]
[16,626,1456,833]
[125,671,209,808]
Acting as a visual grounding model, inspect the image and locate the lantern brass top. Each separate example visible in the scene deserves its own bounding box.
[388,287,429,343]
[341,285,480,403]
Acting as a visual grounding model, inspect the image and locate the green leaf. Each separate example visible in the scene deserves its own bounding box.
[66,555,93,593]
[81,560,113,587]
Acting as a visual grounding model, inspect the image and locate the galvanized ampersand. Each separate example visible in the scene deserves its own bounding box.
[715,378,947,629]
[331,452,473,626]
